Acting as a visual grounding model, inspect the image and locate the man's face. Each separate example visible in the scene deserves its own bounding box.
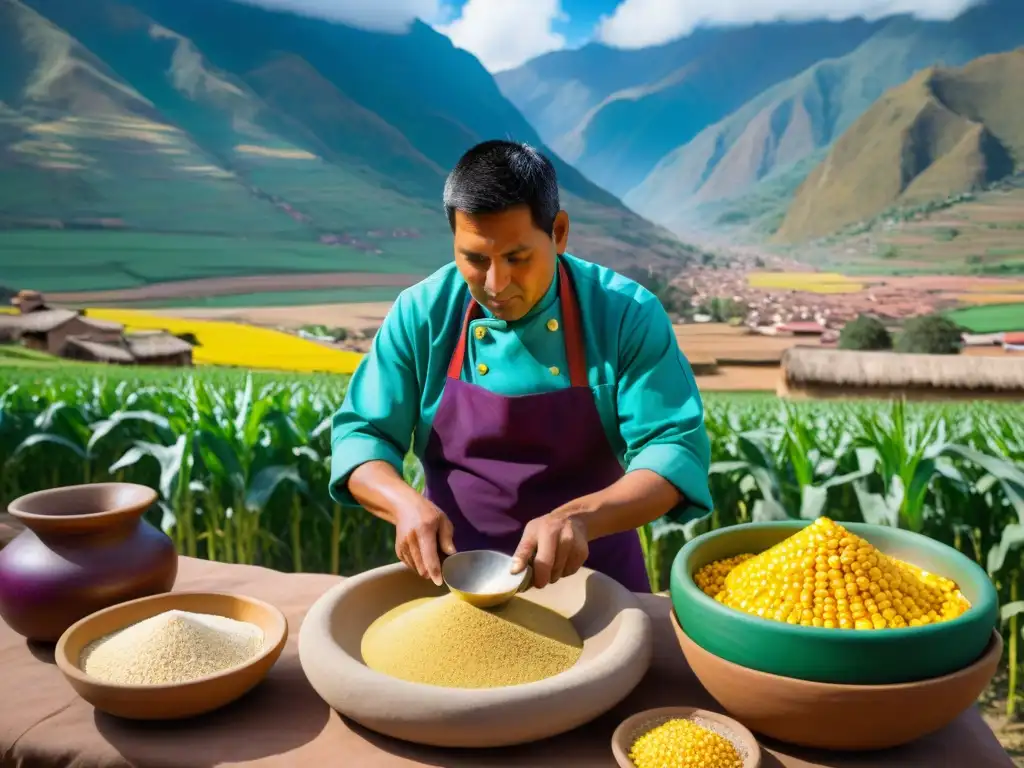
[453,205,569,322]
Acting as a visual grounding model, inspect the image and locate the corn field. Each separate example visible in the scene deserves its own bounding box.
[1,367,1023,707]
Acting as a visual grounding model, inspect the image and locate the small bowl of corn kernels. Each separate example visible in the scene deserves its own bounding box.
[611,707,761,768]
[669,517,1001,750]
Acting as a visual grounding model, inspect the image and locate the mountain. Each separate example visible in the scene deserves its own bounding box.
[495,29,730,151]
[0,0,701,288]
[624,0,1024,238]
[774,49,1024,242]
[497,20,883,197]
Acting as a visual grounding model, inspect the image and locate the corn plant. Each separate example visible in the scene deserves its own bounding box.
[2,367,1024,705]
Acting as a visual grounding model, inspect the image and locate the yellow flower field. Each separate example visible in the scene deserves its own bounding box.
[86,309,365,374]
[747,272,864,293]
[954,293,1024,305]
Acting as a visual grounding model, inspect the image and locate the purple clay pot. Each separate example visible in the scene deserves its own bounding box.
[0,482,178,642]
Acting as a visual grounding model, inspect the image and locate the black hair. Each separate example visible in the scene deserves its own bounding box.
[442,140,560,236]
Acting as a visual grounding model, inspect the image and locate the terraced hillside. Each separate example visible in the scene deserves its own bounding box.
[775,50,1024,242]
[0,0,702,297]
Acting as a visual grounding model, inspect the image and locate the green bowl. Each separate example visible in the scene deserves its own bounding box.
[670,521,998,685]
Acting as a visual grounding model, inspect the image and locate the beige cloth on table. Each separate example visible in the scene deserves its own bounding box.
[0,556,1012,768]
[0,514,24,550]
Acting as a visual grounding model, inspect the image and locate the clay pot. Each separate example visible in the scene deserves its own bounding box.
[672,611,1002,751]
[0,483,178,642]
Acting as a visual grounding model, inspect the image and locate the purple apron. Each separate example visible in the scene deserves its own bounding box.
[422,261,651,593]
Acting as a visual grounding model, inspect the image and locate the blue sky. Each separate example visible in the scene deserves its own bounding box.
[239,0,985,72]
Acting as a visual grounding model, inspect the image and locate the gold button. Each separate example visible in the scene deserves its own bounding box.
[546,318,559,332]
[474,326,487,340]
[477,363,489,375]
[549,366,560,376]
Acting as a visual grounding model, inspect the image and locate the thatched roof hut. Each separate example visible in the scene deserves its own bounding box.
[0,308,79,333]
[63,336,137,364]
[124,331,194,361]
[0,291,192,368]
[779,347,1024,401]
[63,331,194,367]
[0,308,123,335]
[0,309,125,354]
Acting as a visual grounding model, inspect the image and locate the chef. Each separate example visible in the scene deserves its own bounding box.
[329,139,713,594]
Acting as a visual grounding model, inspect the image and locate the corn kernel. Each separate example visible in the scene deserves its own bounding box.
[693,518,971,630]
[629,717,744,768]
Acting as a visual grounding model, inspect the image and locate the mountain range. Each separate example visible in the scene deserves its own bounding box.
[499,0,1024,242]
[2,0,1022,295]
[0,0,701,286]
[776,48,1024,242]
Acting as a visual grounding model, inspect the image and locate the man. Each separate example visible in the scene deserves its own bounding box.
[329,139,712,594]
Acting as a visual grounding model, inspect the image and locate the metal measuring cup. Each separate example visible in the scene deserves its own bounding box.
[441,549,534,609]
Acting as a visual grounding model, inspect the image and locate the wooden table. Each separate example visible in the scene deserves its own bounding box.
[0,557,1012,767]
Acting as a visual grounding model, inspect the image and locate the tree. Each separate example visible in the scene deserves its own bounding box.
[701,297,747,323]
[838,315,892,351]
[895,314,964,355]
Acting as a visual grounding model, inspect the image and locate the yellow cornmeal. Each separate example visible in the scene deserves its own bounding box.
[360,594,583,688]
[694,517,971,630]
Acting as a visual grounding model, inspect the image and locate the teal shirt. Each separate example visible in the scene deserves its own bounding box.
[329,252,714,523]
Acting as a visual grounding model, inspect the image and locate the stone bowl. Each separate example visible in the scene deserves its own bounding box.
[611,706,761,768]
[298,562,652,748]
[55,591,288,720]
[673,611,1002,751]
[670,520,998,684]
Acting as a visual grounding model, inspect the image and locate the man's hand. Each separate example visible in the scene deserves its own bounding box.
[510,509,588,589]
[395,499,456,586]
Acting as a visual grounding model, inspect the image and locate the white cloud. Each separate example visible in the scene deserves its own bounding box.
[435,0,568,72]
[597,0,985,49]
[234,0,448,33]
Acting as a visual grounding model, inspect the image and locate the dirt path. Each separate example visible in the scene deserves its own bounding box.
[142,302,398,330]
[48,273,423,304]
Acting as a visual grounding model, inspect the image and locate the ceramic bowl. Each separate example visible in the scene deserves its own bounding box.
[55,591,288,720]
[673,611,1002,751]
[612,706,761,768]
[298,562,652,748]
[670,520,998,684]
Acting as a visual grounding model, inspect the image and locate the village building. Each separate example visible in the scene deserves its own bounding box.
[778,347,1024,401]
[61,330,194,367]
[1003,332,1024,352]
[2,309,125,355]
[0,290,194,367]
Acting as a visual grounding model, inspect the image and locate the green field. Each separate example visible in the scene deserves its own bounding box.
[0,346,70,367]
[947,302,1024,333]
[0,230,445,294]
